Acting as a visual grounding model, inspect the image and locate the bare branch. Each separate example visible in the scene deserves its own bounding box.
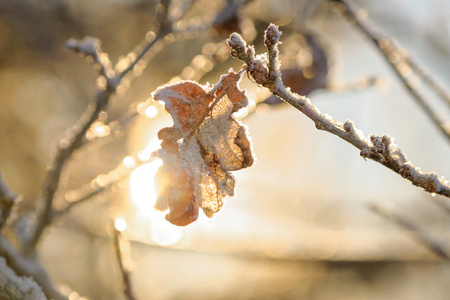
[0,173,21,233]
[26,87,113,254]
[370,204,449,260]
[329,0,450,142]
[65,37,115,86]
[0,256,46,300]
[227,25,450,198]
[113,224,135,300]
[118,0,173,81]
[0,237,67,300]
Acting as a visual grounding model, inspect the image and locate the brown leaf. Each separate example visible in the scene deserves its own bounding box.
[152,71,254,226]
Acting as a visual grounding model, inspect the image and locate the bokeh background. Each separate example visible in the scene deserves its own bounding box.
[1,0,450,299]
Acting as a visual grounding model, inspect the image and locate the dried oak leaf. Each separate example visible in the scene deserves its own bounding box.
[152,71,254,226]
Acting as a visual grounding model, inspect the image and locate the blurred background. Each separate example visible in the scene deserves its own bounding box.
[1,0,450,299]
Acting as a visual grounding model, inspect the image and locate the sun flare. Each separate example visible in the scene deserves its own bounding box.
[129,159,184,246]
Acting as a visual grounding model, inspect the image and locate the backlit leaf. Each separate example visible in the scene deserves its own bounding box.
[152,71,254,226]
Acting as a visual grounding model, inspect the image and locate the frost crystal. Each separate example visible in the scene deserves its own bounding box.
[0,257,46,300]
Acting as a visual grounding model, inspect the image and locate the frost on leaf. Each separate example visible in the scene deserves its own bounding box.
[152,71,254,226]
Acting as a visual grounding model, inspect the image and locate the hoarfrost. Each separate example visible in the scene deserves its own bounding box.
[0,256,46,300]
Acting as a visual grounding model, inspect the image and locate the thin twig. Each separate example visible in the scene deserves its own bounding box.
[329,0,450,142]
[65,37,114,83]
[118,0,172,81]
[27,88,114,254]
[405,55,450,109]
[370,203,449,260]
[55,153,157,221]
[0,173,21,233]
[227,24,450,198]
[113,226,135,300]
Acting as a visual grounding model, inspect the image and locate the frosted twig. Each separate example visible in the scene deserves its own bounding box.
[370,204,449,260]
[0,173,21,233]
[118,0,172,81]
[227,24,450,198]
[65,37,115,87]
[0,256,45,300]
[26,86,114,254]
[0,237,67,300]
[404,54,450,109]
[170,0,198,20]
[329,0,450,142]
[113,226,135,300]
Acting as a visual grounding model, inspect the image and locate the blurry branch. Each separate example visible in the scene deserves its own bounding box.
[113,224,135,300]
[0,237,66,300]
[0,173,21,234]
[327,75,379,93]
[26,38,116,254]
[117,0,177,82]
[0,179,65,298]
[25,0,174,255]
[170,0,198,20]
[66,37,114,83]
[329,0,450,142]
[0,256,46,300]
[55,155,154,219]
[370,204,449,260]
[227,24,450,198]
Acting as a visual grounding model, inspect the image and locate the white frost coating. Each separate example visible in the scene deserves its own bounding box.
[228,33,247,50]
[0,257,46,299]
[267,23,282,40]
[323,113,333,121]
[66,37,99,55]
[256,53,268,64]
[155,87,190,104]
[152,85,191,129]
[275,77,286,93]
[179,138,206,206]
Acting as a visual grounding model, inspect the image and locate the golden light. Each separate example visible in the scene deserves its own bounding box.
[122,156,136,168]
[114,218,127,232]
[129,159,184,246]
[129,160,162,212]
[144,106,158,118]
[137,137,161,162]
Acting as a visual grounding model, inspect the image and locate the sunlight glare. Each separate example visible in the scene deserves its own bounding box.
[129,159,184,246]
[115,218,127,232]
[130,160,163,212]
[123,156,136,168]
[145,106,158,118]
[137,137,161,162]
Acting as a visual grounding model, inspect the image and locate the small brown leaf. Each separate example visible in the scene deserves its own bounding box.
[152,71,254,226]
